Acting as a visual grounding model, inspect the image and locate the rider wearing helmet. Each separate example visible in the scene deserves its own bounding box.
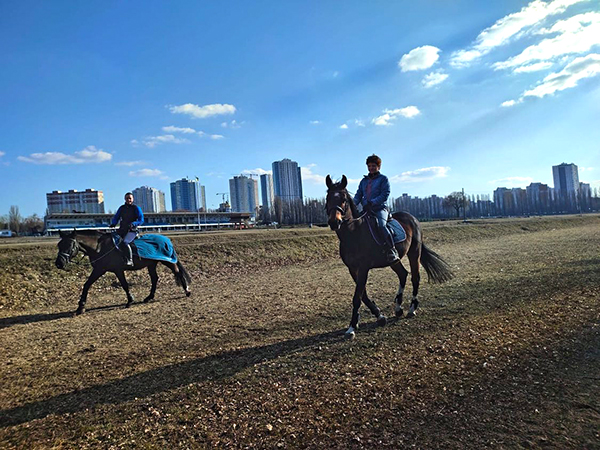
[353,154,400,264]
[110,192,144,266]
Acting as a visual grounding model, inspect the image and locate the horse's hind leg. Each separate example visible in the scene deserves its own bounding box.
[407,245,422,318]
[144,263,159,303]
[391,262,409,318]
[115,270,135,308]
[349,268,386,326]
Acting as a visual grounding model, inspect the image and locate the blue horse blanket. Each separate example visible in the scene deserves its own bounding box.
[388,218,407,244]
[113,233,178,263]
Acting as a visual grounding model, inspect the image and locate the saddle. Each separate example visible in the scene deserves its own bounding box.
[364,212,407,245]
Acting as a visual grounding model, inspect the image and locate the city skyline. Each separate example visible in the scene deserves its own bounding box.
[1,1,599,216]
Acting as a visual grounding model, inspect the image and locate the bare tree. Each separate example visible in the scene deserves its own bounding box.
[8,205,21,233]
[443,192,468,218]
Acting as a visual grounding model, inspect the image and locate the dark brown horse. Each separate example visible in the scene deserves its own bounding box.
[55,229,191,315]
[326,175,453,339]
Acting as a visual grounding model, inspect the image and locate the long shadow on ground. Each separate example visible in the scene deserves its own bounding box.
[0,304,126,330]
[0,320,391,427]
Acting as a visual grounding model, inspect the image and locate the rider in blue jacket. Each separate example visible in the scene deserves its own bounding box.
[354,154,400,264]
[110,192,144,266]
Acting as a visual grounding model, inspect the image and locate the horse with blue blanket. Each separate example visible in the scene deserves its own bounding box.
[55,229,191,315]
[326,175,453,339]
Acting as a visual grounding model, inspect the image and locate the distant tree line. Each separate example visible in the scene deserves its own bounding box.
[0,206,45,235]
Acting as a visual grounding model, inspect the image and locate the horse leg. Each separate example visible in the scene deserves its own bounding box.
[346,268,369,339]
[76,267,106,315]
[407,246,422,318]
[349,268,386,327]
[115,270,135,308]
[391,261,409,318]
[144,263,159,303]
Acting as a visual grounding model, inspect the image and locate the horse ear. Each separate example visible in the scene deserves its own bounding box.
[340,175,348,190]
[326,175,333,189]
[71,228,77,237]
[59,230,65,238]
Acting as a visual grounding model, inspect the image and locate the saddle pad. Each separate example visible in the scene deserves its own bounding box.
[388,219,407,244]
[132,234,178,263]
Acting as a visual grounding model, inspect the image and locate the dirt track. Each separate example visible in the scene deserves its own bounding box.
[0,217,599,448]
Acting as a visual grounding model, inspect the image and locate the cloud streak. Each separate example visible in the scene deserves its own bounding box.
[17,146,112,165]
[399,46,441,72]
[129,168,169,180]
[389,166,450,183]
[169,103,236,119]
[372,106,421,126]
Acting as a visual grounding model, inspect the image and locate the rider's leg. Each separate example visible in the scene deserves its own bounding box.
[374,208,399,263]
[121,231,136,266]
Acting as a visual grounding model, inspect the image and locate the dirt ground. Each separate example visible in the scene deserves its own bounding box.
[0,216,599,449]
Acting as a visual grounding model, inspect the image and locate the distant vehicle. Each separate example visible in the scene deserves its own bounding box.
[0,230,13,237]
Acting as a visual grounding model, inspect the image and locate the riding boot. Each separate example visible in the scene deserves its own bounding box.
[120,242,134,266]
[384,242,400,264]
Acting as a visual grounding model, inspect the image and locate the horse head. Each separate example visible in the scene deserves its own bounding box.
[325,174,349,230]
[55,229,79,270]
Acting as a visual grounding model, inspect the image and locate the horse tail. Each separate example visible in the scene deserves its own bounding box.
[420,243,454,284]
[176,260,192,286]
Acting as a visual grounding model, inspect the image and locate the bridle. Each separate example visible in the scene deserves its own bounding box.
[57,238,84,265]
[326,190,349,221]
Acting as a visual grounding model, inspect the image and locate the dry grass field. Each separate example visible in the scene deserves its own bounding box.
[0,215,599,449]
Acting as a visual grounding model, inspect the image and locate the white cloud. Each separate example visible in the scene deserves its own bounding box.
[242,168,272,176]
[500,99,521,107]
[422,71,449,88]
[162,125,197,134]
[309,120,321,125]
[130,139,140,146]
[489,176,534,187]
[579,166,594,172]
[17,146,112,165]
[372,106,421,126]
[221,120,243,129]
[0,151,5,157]
[493,12,600,71]
[301,166,326,185]
[115,160,145,167]
[389,166,450,183]
[354,119,365,127]
[339,124,349,129]
[513,61,554,73]
[523,53,600,98]
[451,0,586,67]
[169,103,236,119]
[143,134,190,148]
[210,134,224,140]
[399,45,441,72]
[129,168,168,180]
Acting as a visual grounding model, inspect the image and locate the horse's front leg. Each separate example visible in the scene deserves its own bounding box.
[76,267,106,315]
[346,268,369,339]
[115,270,135,308]
[349,268,386,327]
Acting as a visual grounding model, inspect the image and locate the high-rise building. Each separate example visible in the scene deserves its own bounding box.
[132,186,166,213]
[46,189,105,214]
[260,173,275,210]
[229,175,259,214]
[552,163,579,194]
[272,158,303,201]
[170,178,203,211]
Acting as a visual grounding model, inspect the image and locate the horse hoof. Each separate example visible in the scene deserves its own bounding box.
[395,308,404,318]
[407,311,416,318]
[143,297,153,304]
[125,302,133,309]
[186,291,191,297]
[376,315,387,326]
[344,331,356,340]
[75,308,85,316]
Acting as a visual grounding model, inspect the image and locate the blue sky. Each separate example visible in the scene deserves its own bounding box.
[1,0,599,216]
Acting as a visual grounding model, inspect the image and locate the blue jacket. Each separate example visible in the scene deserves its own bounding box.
[111,204,144,230]
[353,172,391,211]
